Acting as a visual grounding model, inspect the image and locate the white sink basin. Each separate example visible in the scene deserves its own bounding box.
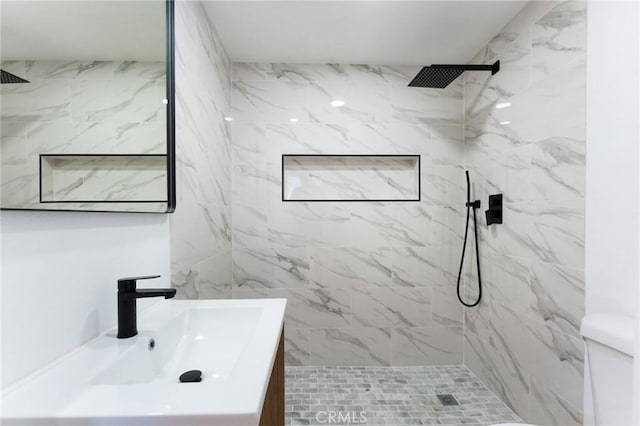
[1,299,287,426]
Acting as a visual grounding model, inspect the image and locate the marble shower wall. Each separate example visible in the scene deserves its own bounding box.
[171,1,233,298]
[462,1,586,425]
[231,63,466,366]
[0,60,167,211]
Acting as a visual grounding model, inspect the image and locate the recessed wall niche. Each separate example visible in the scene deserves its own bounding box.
[282,154,421,202]
[40,154,167,203]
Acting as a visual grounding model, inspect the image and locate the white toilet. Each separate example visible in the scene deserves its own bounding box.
[491,313,634,426]
[581,313,635,426]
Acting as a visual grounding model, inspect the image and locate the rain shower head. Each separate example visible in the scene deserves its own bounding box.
[408,60,500,88]
[1,69,29,84]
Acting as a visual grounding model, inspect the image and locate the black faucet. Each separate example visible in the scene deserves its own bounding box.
[117,275,176,339]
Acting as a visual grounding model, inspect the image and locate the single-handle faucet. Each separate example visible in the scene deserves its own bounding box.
[117,275,176,339]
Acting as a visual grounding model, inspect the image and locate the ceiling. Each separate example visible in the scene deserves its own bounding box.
[1,1,165,61]
[203,1,527,65]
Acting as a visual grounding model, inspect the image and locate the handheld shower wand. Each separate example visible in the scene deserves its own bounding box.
[456,170,482,307]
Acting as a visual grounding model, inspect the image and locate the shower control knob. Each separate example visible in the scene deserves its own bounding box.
[485,194,503,226]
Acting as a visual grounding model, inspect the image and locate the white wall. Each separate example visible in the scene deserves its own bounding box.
[585,2,640,424]
[585,1,639,318]
[1,210,170,388]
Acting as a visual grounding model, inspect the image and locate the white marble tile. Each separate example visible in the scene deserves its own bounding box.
[532,1,586,84]
[171,265,199,300]
[233,247,310,289]
[264,63,422,85]
[1,165,38,208]
[197,251,232,299]
[463,332,530,417]
[489,253,534,318]
[530,261,584,338]
[504,144,532,203]
[488,200,584,269]
[348,123,431,156]
[492,303,584,411]
[432,285,463,327]
[390,246,444,287]
[306,80,390,126]
[431,125,463,166]
[352,287,431,328]
[348,203,432,248]
[0,60,26,77]
[392,326,462,366]
[421,164,465,207]
[71,78,161,123]
[464,298,492,344]
[114,61,166,81]
[530,135,585,202]
[391,81,463,126]
[170,200,222,266]
[271,288,351,328]
[528,378,583,426]
[264,122,350,166]
[266,203,314,248]
[232,80,308,124]
[232,162,269,207]
[284,328,310,366]
[310,247,392,289]
[1,79,70,122]
[231,286,270,299]
[309,328,391,366]
[115,121,165,154]
[232,63,266,81]
[232,123,266,165]
[28,121,116,155]
[25,61,118,80]
[232,203,269,249]
[1,122,28,165]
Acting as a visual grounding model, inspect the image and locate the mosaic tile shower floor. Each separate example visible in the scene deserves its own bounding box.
[285,366,523,425]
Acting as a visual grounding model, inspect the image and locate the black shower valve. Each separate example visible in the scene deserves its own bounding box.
[485,194,503,226]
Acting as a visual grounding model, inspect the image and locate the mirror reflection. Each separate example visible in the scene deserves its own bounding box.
[0,0,173,213]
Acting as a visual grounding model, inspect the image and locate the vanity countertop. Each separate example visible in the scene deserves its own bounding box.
[1,298,287,426]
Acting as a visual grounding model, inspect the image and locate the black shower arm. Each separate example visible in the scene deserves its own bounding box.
[430,60,500,75]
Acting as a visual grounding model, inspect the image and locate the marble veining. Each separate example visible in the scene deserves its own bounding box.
[171,0,232,296]
[231,60,464,368]
[463,1,586,424]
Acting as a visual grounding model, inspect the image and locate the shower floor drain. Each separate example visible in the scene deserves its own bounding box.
[436,394,459,406]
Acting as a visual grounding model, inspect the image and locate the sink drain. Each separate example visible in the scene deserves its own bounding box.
[148,338,155,351]
[436,394,459,406]
[179,370,202,383]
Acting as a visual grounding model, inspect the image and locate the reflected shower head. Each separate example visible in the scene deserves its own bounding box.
[1,69,29,84]
[408,60,499,88]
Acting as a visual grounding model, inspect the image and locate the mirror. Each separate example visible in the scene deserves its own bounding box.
[0,0,175,213]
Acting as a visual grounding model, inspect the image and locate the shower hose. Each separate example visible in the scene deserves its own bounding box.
[456,170,482,307]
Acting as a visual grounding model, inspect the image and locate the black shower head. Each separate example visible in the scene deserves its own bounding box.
[408,60,500,88]
[1,69,29,84]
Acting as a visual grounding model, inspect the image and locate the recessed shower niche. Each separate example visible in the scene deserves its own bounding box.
[40,155,168,204]
[282,154,420,202]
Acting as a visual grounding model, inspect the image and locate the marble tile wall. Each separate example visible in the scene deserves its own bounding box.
[0,60,166,210]
[170,1,233,299]
[230,62,466,367]
[462,2,586,425]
